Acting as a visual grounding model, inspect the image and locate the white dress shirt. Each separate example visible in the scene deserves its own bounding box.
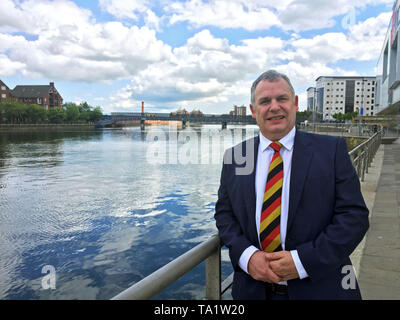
[238,126,309,283]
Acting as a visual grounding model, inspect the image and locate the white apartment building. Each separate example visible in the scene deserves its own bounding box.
[313,76,376,121]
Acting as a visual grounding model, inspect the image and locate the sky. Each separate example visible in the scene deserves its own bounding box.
[0,0,395,115]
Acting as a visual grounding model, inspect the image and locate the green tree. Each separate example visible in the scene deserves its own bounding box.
[333,112,345,122]
[1,100,26,123]
[25,104,47,123]
[47,107,66,123]
[78,102,92,113]
[296,110,311,118]
[88,106,103,122]
[65,104,80,123]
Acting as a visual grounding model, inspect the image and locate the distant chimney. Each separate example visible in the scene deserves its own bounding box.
[50,82,54,87]
[141,101,144,114]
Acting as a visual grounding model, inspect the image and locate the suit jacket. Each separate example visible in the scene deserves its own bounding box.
[215,129,369,300]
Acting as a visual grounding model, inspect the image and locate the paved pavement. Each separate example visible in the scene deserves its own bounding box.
[356,138,400,300]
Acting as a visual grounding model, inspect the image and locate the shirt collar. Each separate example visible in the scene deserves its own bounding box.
[259,126,296,152]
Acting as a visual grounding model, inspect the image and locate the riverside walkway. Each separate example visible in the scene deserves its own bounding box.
[355,137,400,299]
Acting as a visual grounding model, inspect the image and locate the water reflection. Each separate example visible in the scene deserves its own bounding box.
[0,125,258,299]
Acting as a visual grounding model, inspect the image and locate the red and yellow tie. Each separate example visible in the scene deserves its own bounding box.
[260,141,283,252]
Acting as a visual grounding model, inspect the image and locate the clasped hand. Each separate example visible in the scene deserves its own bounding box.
[248,250,299,283]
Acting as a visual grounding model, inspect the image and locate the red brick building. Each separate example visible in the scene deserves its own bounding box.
[0,80,63,109]
[0,80,12,101]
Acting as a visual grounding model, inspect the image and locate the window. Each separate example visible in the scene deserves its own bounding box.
[1,94,6,98]
[1,86,6,91]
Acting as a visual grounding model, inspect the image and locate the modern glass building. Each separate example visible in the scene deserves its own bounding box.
[376,0,400,113]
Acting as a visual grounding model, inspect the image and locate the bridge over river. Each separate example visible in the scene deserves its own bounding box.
[96,112,257,129]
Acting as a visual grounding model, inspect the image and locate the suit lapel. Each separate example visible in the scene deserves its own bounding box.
[287,130,313,235]
[242,136,259,246]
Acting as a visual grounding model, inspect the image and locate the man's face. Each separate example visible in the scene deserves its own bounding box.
[250,78,298,141]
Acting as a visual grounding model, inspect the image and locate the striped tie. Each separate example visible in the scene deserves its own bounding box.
[260,141,283,252]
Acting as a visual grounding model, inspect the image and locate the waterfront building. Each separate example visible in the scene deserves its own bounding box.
[0,80,63,109]
[376,0,400,113]
[0,80,12,101]
[229,105,246,117]
[314,76,376,121]
[307,87,316,112]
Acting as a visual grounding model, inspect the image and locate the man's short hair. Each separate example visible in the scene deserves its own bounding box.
[251,70,295,105]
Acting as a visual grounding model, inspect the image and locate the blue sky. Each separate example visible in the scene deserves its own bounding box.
[0,0,395,114]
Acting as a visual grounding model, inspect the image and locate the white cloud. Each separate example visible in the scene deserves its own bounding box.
[101,6,389,112]
[164,0,393,32]
[98,0,150,20]
[165,0,281,31]
[98,0,161,31]
[0,53,25,76]
[284,12,391,65]
[115,30,284,111]
[0,1,172,81]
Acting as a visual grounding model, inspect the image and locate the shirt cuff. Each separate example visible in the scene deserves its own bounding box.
[238,246,259,274]
[290,250,309,279]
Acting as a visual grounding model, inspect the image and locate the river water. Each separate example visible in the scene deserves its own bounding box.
[0,124,259,299]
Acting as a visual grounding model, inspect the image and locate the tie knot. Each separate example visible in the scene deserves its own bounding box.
[270,141,282,152]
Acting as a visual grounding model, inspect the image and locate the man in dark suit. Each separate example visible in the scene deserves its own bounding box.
[214,70,369,300]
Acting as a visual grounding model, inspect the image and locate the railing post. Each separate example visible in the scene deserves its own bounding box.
[205,241,221,300]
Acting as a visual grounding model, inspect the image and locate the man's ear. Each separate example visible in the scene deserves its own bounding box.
[295,95,299,112]
[249,104,256,119]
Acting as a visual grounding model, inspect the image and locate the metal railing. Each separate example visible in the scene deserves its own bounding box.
[299,123,400,138]
[111,234,225,300]
[111,129,384,300]
[348,130,382,182]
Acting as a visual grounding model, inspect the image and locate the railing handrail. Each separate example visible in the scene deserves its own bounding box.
[111,234,221,300]
[111,130,384,300]
[348,131,378,157]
